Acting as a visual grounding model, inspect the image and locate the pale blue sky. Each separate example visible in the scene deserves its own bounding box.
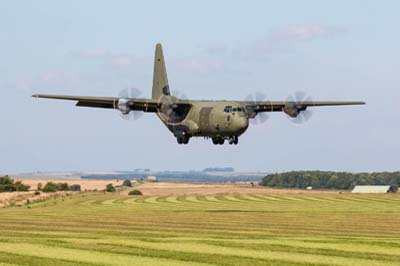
[1,1,399,173]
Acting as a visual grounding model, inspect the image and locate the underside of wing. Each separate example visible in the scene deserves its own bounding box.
[243,100,365,118]
[245,101,365,111]
[32,94,160,112]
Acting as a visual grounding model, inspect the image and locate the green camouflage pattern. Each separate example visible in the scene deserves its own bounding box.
[33,44,365,145]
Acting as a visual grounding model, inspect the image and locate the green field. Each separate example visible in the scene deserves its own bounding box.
[1,192,400,266]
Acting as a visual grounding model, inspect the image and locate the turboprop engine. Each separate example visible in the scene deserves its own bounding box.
[117,98,130,115]
[283,103,306,118]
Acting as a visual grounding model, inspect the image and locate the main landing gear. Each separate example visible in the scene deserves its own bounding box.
[212,136,238,145]
[177,135,238,145]
[229,136,239,145]
[212,137,225,145]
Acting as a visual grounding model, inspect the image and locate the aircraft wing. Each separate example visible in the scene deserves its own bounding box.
[244,100,365,117]
[32,94,160,112]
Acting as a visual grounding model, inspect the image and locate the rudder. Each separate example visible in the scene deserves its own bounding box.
[152,43,170,99]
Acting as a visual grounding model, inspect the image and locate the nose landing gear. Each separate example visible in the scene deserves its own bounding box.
[177,135,190,144]
[176,131,190,144]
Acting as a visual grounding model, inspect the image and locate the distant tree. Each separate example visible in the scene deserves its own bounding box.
[0,176,30,192]
[37,182,43,191]
[69,184,81,191]
[128,190,142,195]
[0,176,16,192]
[56,183,70,191]
[42,182,58,193]
[105,184,116,193]
[122,180,132,187]
[14,180,30,191]
[260,171,400,190]
[41,182,75,193]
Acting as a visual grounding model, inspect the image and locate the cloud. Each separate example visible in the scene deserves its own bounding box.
[78,50,136,67]
[202,44,229,56]
[274,25,327,41]
[205,24,346,62]
[76,24,343,77]
[79,50,109,57]
[110,56,133,66]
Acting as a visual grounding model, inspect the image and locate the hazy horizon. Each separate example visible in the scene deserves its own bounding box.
[1,1,399,173]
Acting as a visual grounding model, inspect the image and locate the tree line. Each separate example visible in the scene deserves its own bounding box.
[260,171,400,190]
[37,182,81,193]
[0,176,30,192]
[0,176,83,193]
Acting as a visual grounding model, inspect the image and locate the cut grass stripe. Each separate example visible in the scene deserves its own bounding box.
[0,243,214,266]
[0,251,98,266]
[64,238,400,266]
[2,192,400,266]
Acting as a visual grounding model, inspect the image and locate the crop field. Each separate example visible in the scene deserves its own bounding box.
[0,192,400,266]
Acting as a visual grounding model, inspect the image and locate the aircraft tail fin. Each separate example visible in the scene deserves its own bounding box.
[152,43,170,99]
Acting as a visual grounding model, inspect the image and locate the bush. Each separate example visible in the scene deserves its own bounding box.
[122,180,132,187]
[42,182,58,193]
[105,184,116,193]
[41,182,74,193]
[56,183,69,191]
[0,176,30,192]
[13,180,30,191]
[34,191,41,196]
[128,190,142,196]
[69,184,81,191]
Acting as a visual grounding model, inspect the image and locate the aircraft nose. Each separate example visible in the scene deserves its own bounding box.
[238,117,249,130]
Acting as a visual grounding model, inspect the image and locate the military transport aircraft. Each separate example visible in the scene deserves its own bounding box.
[33,44,365,145]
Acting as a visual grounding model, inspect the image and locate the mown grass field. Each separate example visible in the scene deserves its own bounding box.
[0,192,400,266]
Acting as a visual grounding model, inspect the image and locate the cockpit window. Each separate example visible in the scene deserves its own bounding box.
[224,106,232,113]
[225,106,244,113]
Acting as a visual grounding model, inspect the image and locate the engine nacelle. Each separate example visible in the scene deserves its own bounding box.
[283,104,306,118]
[283,106,299,118]
[117,98,130,115]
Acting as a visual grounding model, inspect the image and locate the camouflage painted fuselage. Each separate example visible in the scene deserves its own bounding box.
[158,100,249,138]
[32,43,365,145]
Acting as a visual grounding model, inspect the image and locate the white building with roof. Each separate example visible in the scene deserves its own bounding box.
[352,185,392,193]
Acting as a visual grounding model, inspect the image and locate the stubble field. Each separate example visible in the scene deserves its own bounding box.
[0,189,399,266]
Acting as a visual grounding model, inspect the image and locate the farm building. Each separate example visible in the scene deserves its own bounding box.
[352,185,397,193]
[146,176,158,182]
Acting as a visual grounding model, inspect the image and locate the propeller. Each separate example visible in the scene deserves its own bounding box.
[285,91,313,124]
[118,88,144,121]
[244,92,269,126]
